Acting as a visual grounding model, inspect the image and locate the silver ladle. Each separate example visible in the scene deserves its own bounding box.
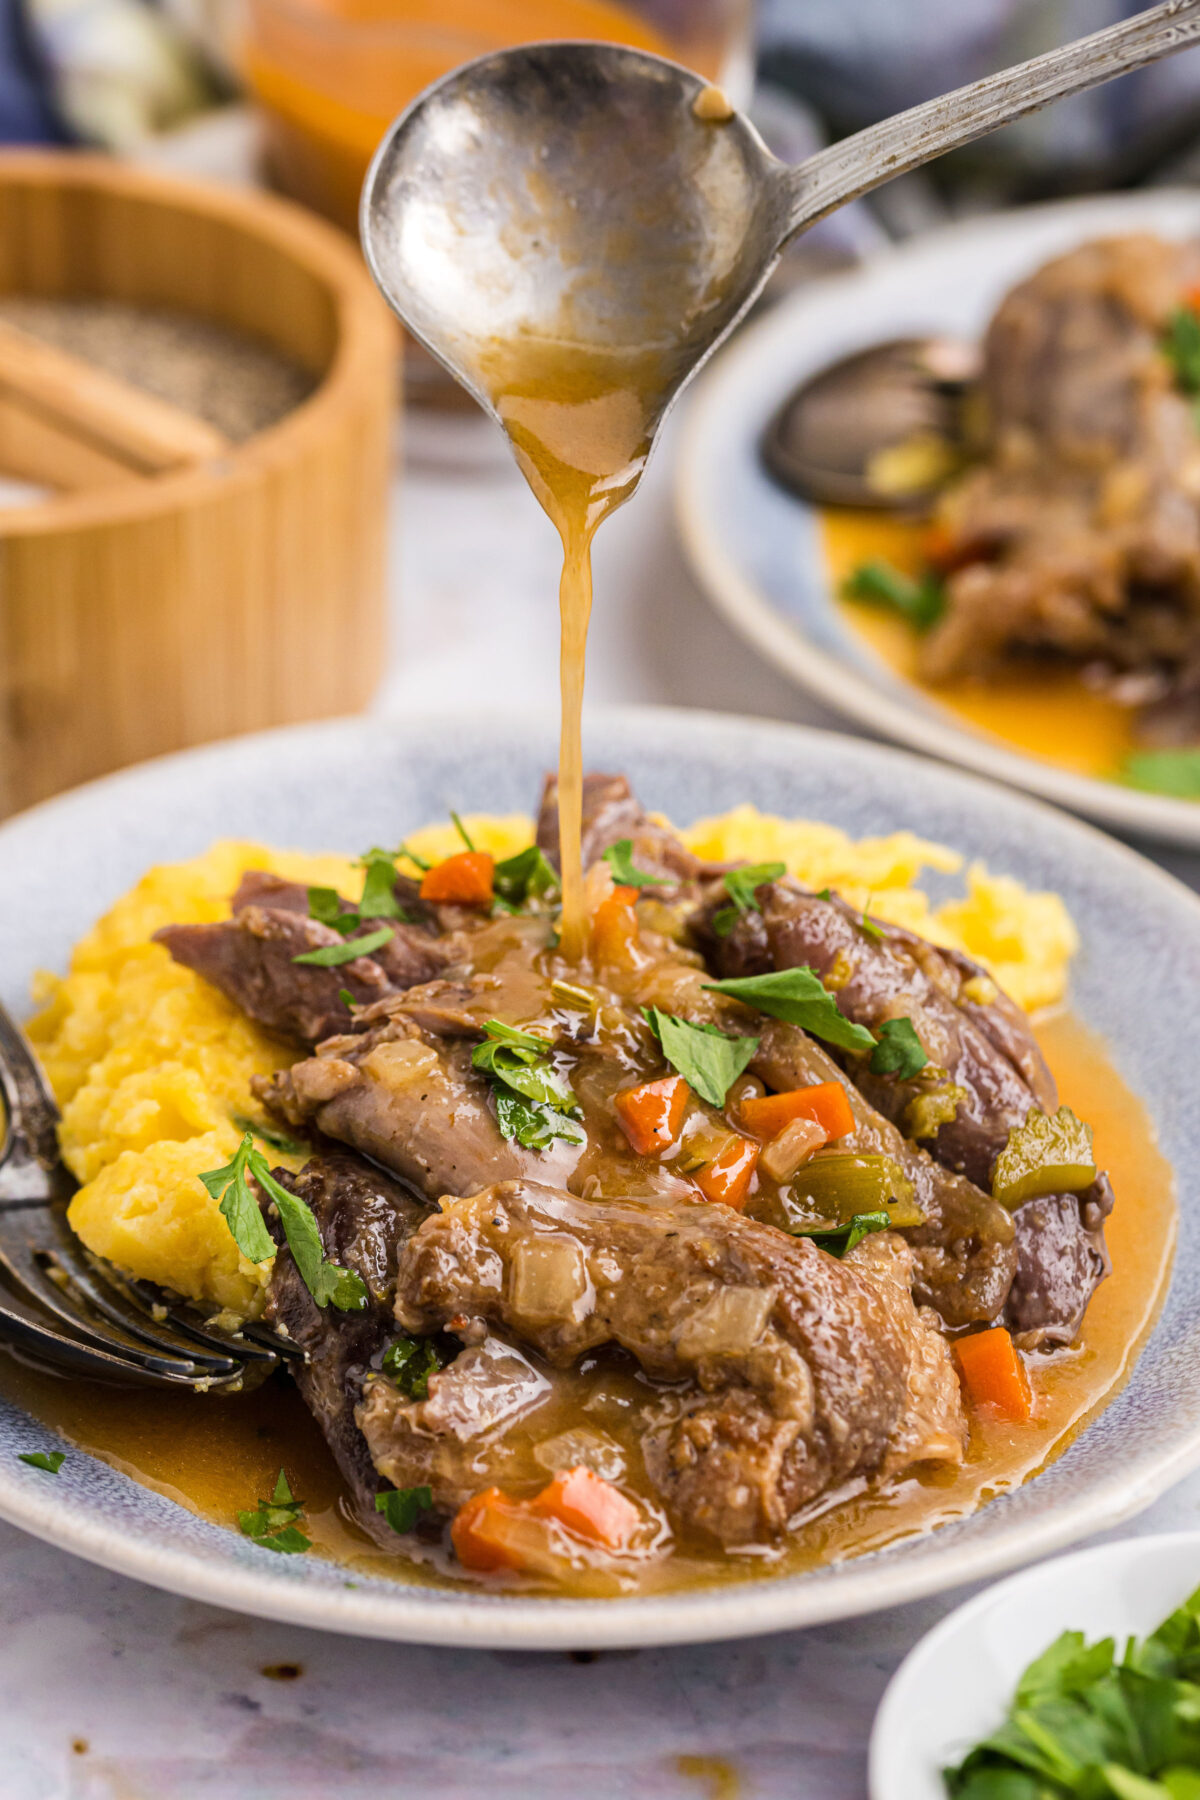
[362,1,1200,471]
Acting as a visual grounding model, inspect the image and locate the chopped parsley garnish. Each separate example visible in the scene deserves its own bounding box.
[201,1134,367,1312]
[238,1468,311,1555]
[375,1485,434,1535]
[471,1019,585,1151]
[450,811,476,852]
[944,1577,1200,1797]
[1164,304,1200,395]
[788,1212,891,1258]
[869,1017,929,1080]
[1117,747,1200,800]
[383,1334,451,1401]
[817,888,833,901]
[602,839,665,888]
[231,1115,308,1157]
[307,885,354,933]
[712,861,786,937]
[356,847,414,921]
[703,967,876,1056]
[643,1006,759,1108]
[843,558,946,632]
[293,925,395,967]
[306,849,417,939]
[492,845,560,910]
[200,1134,275,1265]
[859,911,885,942]
[338,987,356,1009]
[395,842,430,873]
[18,1450,64,1473]
[495,1090,584,1150]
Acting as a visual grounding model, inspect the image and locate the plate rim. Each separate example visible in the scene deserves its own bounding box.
[674,187,1200,851]
[1,701,1199,1648]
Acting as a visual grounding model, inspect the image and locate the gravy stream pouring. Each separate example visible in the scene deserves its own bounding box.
[361,10,1200,953]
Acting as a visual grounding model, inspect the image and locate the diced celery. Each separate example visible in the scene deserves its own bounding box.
[904,1084,966,1142]
[787,1153,924,1228]
[992,1105,1097,1209]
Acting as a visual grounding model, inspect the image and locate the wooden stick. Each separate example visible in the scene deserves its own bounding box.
[0,390,138,489]
[0,318,230,478]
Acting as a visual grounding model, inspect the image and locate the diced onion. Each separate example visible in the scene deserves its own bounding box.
[533,1429,626,1482]
[510,1236,592,1326]
[362,1039,440,1091]
[676,1285,775,1359]
[292,1057,359,1104]
[760,1117,827,1182]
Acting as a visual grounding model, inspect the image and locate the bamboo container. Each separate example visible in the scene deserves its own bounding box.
[0,153,397,818]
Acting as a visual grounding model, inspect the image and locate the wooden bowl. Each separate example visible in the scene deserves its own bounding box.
[0,152,397,818]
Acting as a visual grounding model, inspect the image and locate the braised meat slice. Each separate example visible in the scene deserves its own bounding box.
[701,877,1055,1189]
[1005,1181,1113,1344]
[536,771,709,890]
[699,878,1111,1345]
[257,1007,585,1201]
[264,1153,428,1515]
[750,1019,1017,1331]
[156,872,460,1048]
[919,235,1200,736]
[157,906,392,1046]
[384,1180,964,1548]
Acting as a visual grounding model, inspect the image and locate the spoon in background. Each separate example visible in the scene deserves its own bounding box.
[361,0,1200,484]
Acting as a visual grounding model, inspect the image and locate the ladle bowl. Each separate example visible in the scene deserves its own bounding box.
[362,2,1200,465]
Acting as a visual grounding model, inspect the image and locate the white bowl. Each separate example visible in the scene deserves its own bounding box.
[870,1530,1200,1799]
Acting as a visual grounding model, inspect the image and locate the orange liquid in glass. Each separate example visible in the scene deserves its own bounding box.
[245,0,696,231]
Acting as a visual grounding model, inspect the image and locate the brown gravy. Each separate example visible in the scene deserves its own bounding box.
[0,1011,1173,1597]
[477,340,674,958]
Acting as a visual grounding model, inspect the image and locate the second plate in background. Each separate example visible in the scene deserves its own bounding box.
[675,188,1200,850]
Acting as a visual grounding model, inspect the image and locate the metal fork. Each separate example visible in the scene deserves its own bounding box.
[0,1000,295,1391]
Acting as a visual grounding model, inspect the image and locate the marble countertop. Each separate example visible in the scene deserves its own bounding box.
[6,401,1200,1800]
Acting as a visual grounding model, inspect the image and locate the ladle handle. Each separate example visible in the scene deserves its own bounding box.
[784,0,1200,239]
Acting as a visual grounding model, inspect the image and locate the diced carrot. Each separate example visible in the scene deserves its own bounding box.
[1186,283,1200,314]
[694,1135,759,1210]
[922,525,958,571]
[740,1081,855,1145]
[615,1074,689,1156]
[450,1487,523,1571]
[451,1474,639,1576]
[591,884,639,965]
[954,1326,1033,1422]
[420,850,495,906]
[532,1467,640,1549]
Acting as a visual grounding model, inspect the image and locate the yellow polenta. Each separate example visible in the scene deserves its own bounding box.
[26,810,1076,1317]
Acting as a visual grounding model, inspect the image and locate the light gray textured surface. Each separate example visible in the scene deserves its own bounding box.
[3,419,1200,1793]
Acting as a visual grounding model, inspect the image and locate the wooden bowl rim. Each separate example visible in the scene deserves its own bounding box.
[0,151,396,540]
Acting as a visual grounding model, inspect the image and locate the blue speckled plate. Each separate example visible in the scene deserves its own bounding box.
[675,189,1200,851]
[0,706,1197,1648]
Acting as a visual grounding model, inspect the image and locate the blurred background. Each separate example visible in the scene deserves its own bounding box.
[6,0,1200,819]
